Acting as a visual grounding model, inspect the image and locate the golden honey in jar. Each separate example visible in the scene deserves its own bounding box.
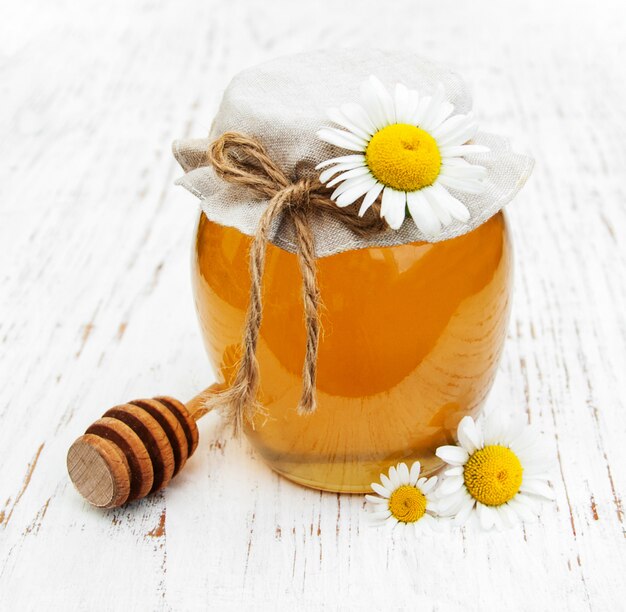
[192,210,512,493]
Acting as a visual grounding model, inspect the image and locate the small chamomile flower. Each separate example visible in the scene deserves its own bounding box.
[365,461,439,533]
[436,414,554,530]
[316,75,489,235]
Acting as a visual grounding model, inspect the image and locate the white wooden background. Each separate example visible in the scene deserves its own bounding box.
[1,0,625,609]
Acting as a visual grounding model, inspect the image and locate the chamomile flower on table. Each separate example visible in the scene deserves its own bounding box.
[435,414,554,531]
[365,461,439,533]
[316,75,489,235]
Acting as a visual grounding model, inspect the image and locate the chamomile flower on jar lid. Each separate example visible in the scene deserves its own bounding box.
[366,461,439,533]
[435,414,554,531]
[317,76,489,235]
[175,49,533,257]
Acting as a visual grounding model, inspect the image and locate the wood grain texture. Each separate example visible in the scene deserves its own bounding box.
[86,416,154,501]
[1,0,625,609]
[67,434,131,508]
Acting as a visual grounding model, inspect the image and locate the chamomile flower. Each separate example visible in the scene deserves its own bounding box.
[316,75,489,235]
[365,461,439,532]
[436,414,554,531]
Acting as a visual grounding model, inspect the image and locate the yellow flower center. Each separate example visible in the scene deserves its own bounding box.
[388,485,427,523]
[463,445,523,506]
[365,123,441,192]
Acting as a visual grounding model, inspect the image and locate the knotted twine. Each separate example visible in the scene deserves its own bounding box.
[199,132,386,435]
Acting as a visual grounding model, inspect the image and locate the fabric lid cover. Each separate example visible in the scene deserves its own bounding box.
[173,48,533,257]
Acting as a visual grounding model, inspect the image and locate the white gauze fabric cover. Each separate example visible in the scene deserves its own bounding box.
[173,49,533,258]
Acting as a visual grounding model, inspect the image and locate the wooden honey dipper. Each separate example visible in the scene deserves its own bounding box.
[67,385,219,509]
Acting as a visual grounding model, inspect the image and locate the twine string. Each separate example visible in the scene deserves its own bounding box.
[201,132,385,435]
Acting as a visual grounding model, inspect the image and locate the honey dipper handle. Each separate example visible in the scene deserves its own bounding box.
[67,382,223,509]
[185,382,224,420]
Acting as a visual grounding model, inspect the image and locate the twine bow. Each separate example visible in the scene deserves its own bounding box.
[201,132,385,435]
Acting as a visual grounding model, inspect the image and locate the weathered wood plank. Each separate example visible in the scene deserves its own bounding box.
[1,0,625,609]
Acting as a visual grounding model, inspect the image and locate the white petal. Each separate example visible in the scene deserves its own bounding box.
[419,513,435,526]
[476,503,497,530]
[513,495,543,522]
[420,513,441,532]
[366,517,391,528]
[507,497,538,523]
[491,507,505,531]
[516,434,550,457]
[437,488,467,515]
[436,445,469,466]
[385,517,400,530]
[419,84,446,131]
[430,516,450,532]
[326,165,371,188]
[366,512,390,523]
[397,462,410,485]
[365,494,387,505]
[520,479,555,500]
[401,90,419,124]
[371,482,390,498]
[341,102,377,135]
[316,154,365,170]
[523,462,553,479]
[431,113,471,141]
[440,144,490,157]
[444,466,463,477]
[325,126,369,148]
[394,83,412,124]
[437,174,486,195]
[440,122,479,147]
[406,190,441,236]
[429,100,455,132]
[508,427,542,454]
[482,411,505,445]
[331,174,373,199]
[438,476,464,495]
[424,189,453,226]
[380,473,393,491]
[369,510,392,521]
[420,476,438,495]
[441,162,487,180]
[358,182,385,216]
[504,414,529,445]
[456,415,483,453]
[319,161,365,184]
[422,84,455,131]
[440,156,473,167]
[335,176,377,207]
[425,499,441,517]
[453,496,476,524]
[496,503,518,528]
[368,75,396,124]
[425,496,440,513]
[327,107,371,140]
[413,96,433,127]
[426,184,471,223]
[317,128,368,152]
[409,94,431,126]
[514,491,541,509]
[388,465,400,488]
[366,519,388,529]
[360,78,388,129]
[435,114,478,146]
[409,461,422,485]
[381,187,406,230]
[521,448,553,471]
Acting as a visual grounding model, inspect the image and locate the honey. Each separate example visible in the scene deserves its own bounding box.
[192,211,512,493]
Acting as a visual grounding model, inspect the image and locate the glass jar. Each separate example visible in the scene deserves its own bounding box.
[192,211,512,492]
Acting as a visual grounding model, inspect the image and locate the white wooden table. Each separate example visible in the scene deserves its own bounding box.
[2,0,625,609]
